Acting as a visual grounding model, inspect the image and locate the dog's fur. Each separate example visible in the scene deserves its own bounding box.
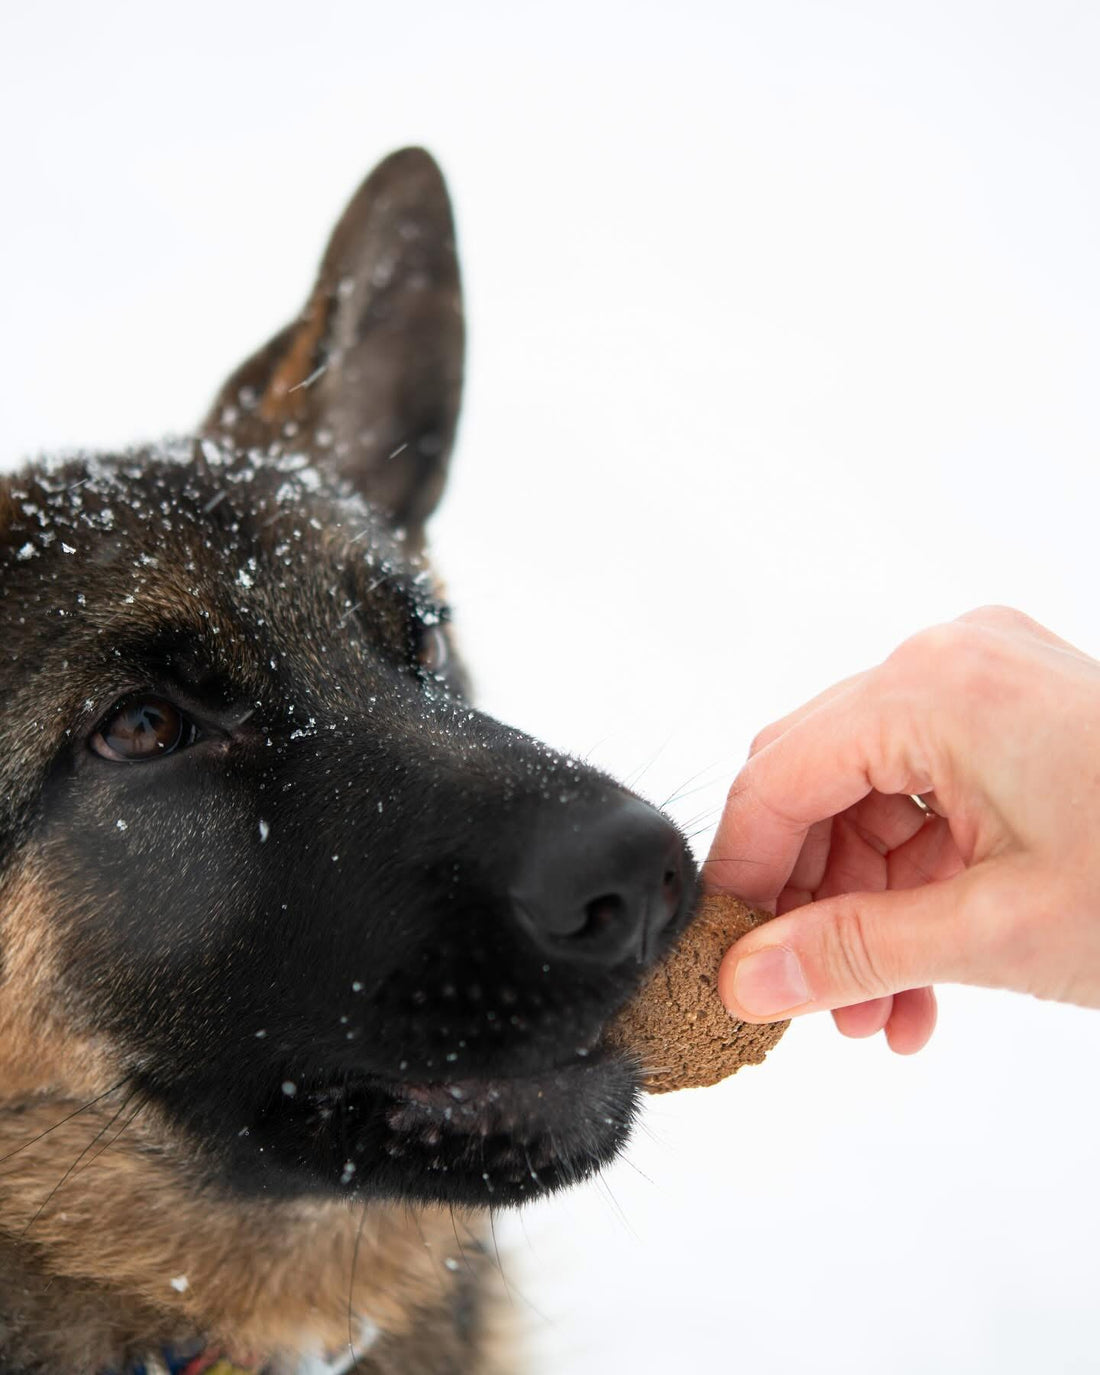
[0,149,696,1373]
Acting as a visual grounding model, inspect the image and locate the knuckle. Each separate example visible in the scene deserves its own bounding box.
[957,603,1030,632]
[748,725,777,758]
[885,621,991,697]
[887,622,968,676]
[721,768,766,826]
[722,772,749,811]
[821,901,892,1001]
[961,871,1044,991]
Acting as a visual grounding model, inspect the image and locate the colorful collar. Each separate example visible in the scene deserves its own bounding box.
[113,1318,379,1375]
[123,1357,252,1375]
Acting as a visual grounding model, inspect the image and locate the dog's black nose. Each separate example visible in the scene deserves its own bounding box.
[510,797,685,965]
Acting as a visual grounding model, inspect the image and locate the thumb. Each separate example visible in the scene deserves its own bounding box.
[717,870,995,1020]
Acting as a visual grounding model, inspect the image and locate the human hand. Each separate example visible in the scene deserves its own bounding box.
[704,606,1100,1053]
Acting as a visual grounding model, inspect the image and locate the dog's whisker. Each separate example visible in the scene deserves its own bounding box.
[521,1142,541,1188]
[408,1205,448,1300]
[634,1063,674,1078]
[0,1077,128,1168]
[621,731,676,792]
[346,1199,369,1367]
[20,1086,138,1239]
[700,852,771,866]
[63,1097,147,1191]
[629,1112,664,1151]
[664,779,715,810]
[486,1206,513,1308]
[578,734,614,764]
[665,774,734,811]
[679,804,723,833]
[593,1170,640,1241]
[658,756,737,810]
[682,814,725,844]
[446,1202,476,1280]
[619,1154,660,1191]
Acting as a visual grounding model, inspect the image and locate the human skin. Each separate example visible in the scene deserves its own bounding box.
[704,606,1100,1054]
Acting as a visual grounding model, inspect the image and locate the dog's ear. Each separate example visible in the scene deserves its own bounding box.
[202,147,463,534]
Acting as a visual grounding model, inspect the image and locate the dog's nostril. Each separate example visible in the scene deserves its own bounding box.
[582,893,627,936]
[509,797,689,967]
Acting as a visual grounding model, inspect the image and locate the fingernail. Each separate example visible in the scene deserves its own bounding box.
[729,946,810,1017]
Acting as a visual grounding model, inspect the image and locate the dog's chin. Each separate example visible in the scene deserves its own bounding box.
[212,1052,642,1209]
[361,1055,643,1207]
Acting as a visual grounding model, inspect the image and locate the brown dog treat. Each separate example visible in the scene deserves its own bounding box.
[604,892,788,1093]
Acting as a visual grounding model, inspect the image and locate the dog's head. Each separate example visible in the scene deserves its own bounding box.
[0,149,696,1213]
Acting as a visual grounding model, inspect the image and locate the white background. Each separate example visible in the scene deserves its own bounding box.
[2,4,1099,1371]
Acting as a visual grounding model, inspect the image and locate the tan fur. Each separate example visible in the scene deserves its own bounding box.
[259,295,328,426]
[0,868,115,1102]
[0,870,491,1362]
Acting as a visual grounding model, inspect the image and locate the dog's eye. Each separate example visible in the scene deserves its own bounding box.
[90,697,193,762]
[416,624,449,676]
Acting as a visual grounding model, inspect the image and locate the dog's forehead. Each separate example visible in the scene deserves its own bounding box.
[5,438,429,594]
[1,440,439,704]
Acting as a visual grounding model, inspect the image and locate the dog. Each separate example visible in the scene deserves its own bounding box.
[0,148,697,1374]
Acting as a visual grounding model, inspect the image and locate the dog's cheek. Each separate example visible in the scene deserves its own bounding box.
[0,864,117,1103]
[36,754,258,954]
[26,768,279,1080]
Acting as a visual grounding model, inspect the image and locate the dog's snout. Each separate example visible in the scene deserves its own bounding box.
[510,797,685,966]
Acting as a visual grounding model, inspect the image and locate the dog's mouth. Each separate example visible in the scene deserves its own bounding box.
[224,1047,641,1208]
[371,1057,637,1199]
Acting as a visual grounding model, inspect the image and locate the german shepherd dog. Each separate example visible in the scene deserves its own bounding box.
[0,149,696,1373]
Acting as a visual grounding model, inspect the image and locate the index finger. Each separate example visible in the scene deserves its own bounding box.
[703,677,934,903]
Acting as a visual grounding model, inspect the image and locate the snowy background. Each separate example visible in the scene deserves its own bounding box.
[2,3,1099,1371]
